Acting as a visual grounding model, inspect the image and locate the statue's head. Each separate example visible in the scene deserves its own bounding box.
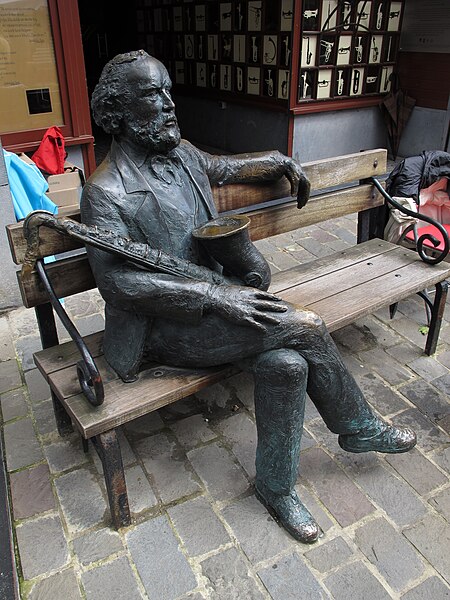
[91,50,181,154]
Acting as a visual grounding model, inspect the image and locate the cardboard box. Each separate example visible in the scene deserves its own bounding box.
[17,153,84,208]
[46,167,84,208]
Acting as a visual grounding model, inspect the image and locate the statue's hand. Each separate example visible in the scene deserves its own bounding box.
[281,156,311,209]
[206,285,288,331]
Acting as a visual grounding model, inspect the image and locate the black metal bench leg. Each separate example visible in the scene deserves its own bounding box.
[425,280,449,356]
[92,430,131,529]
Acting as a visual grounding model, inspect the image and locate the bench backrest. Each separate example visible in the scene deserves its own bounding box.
[7,148,387,309]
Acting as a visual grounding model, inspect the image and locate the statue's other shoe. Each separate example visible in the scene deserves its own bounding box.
[338,421,417,454]
[254,486,321,544]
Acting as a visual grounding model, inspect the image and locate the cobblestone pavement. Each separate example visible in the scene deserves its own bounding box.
[1,213,450,600]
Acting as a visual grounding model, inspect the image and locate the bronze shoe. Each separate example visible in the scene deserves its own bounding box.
[255,485,321,544]
[338,420,417,454]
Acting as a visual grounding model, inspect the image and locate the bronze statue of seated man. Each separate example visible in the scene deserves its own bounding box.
[81,50,416,543]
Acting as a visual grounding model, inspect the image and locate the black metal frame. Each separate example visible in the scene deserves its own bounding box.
[370,176,450,265]
[35,259,104,407]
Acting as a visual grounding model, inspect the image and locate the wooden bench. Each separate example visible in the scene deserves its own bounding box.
[6,148,450,529]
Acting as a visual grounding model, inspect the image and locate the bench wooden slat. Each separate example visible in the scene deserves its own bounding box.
[18,254,96,309]
[277,246,422,306]
[308,261,450,331]
[270,238,396,293]
[213,148,387,212]
[34,331,104,379]
[14,184,385,308]
[247,184,383,241]
[32,238,450,441]
[7,149,387,265]
[53,363,237,438]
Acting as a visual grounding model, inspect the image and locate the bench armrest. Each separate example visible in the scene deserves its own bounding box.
[35,259,104,407]
[371,177,450,265]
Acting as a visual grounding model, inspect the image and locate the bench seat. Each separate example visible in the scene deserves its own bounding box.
[34,238,450,441]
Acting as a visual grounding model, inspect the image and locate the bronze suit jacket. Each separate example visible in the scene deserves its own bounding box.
[81,139,223,381]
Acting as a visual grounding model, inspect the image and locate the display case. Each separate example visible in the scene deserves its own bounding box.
[136,0,295,106]
[296,0,404,108]
[136,0,405,115]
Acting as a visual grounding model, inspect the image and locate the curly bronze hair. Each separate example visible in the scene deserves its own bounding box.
[91,50,150,135]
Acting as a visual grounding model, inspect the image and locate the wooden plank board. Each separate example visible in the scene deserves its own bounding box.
[34,331,104,379]
[277,247,423,307]
[18,255,96,309]
[55,363,237,438]
[213,148,387,212]
[270,239,399,293]
[8,149,387,264]
[247,184,383,241]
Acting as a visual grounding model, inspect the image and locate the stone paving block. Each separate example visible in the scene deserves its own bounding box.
[432,446,450,472]
[28,568,82,600]
[428,487,450,521]
[358,347,413,386]
[168,496,230,556]
[125,464,158,514]
[395,408,449,453]
[438,413,450,434]
[385,448,448,496]
[10,463,54,520]
[54,468,107,533]
[195,382,234,413]
[386,317,430,348]
[44,436,89,473]
[323,561,392,600]
[24,368,51,404]
[296,237,334,258]
[331,323,378,353]
[304,536,354,573]
[403,513,450,583]
[332,227,356,245]
[295,482,334,534]
[201,547,265,599]
[126,516,197,600]
[385,341,424,365]
[431,372,450,396]
[268,249,303,270]
[225,371,255,409]
[222,495,293,563]
[4,417,43,471]
[159,395,202,422]
[408,355,449,382]
[32,398,58,436]
[170,414,217,450]
[0,387,28,421]
[16,515,69,580]
[401,576,450,600]
[187,442,249,501]
[354,315,405,348]
[0,359,21,394]
[350,461,427,527]
[217,412,257,478]
[81,556,143,600]
[122,409,165,438]
[135,432,200,504]
[299,447,375,527]
[258,552,327,599]
[400,379,450,422]
[7,307,39,339]
[73,313,105,337]
[0,316,15,360]
[436,349,450,369]
[14,335,42,372]
[72,528,123,566]
[354,517,425,592]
